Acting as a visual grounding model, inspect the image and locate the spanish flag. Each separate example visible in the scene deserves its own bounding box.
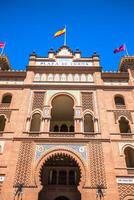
[54,27,66,38]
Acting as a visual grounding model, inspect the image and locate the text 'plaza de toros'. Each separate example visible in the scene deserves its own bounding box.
[0,46,134,200]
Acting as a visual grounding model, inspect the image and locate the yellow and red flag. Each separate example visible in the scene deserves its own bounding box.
[0,42,5,48]
[54,27,66,38]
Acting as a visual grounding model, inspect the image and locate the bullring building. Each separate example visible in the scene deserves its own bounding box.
[0,46,134,200]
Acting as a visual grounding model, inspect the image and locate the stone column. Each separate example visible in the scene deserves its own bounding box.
[43,106,51,132]
[26,117,31,132]
[40,117,45,132]
[94,117,99,132]
[74,106,82,132]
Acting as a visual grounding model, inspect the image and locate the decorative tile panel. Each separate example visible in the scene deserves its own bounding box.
[35,144,88,161]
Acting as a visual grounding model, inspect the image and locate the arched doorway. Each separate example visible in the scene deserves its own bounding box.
[55,196,69,200]
[50,95,74,132]
[38,153,81,200]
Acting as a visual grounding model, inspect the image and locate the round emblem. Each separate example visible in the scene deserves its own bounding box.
[79,146,85,153]
[37,145,44,152]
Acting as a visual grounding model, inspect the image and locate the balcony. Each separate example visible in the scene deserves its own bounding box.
[25,131,101,139]
[0,103,10,109]
[115,105,126,109]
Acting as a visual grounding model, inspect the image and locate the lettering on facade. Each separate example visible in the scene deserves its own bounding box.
[117,177,134,184]
[36,60,93,67]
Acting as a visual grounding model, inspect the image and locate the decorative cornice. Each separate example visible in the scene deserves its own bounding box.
[27,66,102,73]
[0,71,26,79]
[0,84,134,90]
[101,72,129,80]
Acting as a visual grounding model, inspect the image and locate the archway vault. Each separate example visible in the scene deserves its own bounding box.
[34,148,87,188]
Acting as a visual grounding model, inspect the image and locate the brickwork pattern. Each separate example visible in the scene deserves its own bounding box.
[89,141,106,187]
[113,110,133,123]
[32,92,45,110]
[118,184,134,200]
[14,142,34,186]
[81,92,94,111]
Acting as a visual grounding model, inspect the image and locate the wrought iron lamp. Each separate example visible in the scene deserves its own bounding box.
[14,183,24,200]
[96,185,104,200]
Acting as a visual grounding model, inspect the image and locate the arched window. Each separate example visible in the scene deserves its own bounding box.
[58,170,67,185]
[84,114,94,132]
[119,117,131,133]
[30,113,41,132]
[69,170,77,185]
[50,95,74,132]
[0,115,6,131]
[49,170,57,185]
[114,95,125,107]
[53,125,59,132]
[2,94,12,104]
[60,124,68,132]
[69,125,74,132]
[124,147,134,168]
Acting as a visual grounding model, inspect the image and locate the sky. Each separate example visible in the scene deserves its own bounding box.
[0,0,134,71]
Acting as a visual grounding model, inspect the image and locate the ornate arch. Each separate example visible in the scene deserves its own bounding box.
[48,92,78,107]
[118,115,130,123]
[34,148,87,188]
[82,109,94,118]
[122,144,134,155]
[31,109,42,117]
[0,114,7,121]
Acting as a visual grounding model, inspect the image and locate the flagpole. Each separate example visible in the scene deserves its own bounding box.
[64,25,66,46]
[124,43,129,56]
[0,42,6,56]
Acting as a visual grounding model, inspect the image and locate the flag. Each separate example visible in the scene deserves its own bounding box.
[54,28,66,38]
[114,44,125,54]
[0,42,5,48]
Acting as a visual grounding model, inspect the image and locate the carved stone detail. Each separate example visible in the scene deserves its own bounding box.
[81,92,94,111]
[43,106,51,118]
[89,141,106,187]
[118,184,134,200]
[113,110,133,123]
[32,92,45,110]
[14,142,34,186]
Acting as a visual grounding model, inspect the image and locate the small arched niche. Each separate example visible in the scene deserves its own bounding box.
[30,113,41,132]
[2,94,12,104]
[84,114,94,132]
[119,117,131,133]
[50,95,74,132]
[124,147,134,168]
[114,95,125,108]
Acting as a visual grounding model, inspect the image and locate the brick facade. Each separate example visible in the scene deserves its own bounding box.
[0,46,134,200]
